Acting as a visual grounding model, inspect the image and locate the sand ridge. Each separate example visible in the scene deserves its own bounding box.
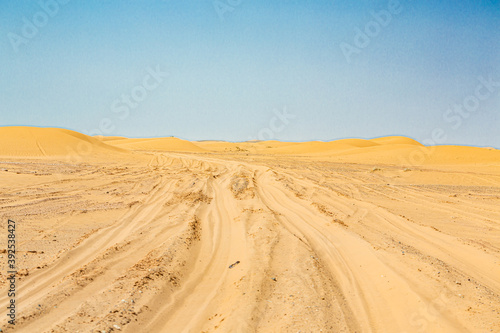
[2,126,499,166]
[105,137,208,153]
[0,127,127,158]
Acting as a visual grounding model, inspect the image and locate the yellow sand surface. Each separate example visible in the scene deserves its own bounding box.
[0,127,126,158]
[106,137,208,153]
[94,135,129,142]
[370,135,424,146]
[0,127,499,332]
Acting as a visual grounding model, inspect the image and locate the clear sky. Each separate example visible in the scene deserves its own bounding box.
[1,0,499,146]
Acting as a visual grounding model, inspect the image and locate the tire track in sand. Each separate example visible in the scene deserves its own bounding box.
[254,169,467,332]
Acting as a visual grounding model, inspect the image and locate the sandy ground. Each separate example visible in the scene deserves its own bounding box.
[0,127,499,332]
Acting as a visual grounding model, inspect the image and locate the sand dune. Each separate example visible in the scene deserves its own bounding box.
[317,143,500,166]
[425,145,500,164]
[370,135,424,146]
[0,127,126,158]
[195,138,386,155]
[106,137,208,153]
[94,135,129,142]
[195,140,302,154]
[0,128,499,332]
[196,137,499,166]
[258,140,378,155]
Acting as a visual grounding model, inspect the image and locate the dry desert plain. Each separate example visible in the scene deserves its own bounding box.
[0,127,499,332]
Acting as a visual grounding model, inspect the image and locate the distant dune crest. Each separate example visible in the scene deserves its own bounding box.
[0,127,498,165]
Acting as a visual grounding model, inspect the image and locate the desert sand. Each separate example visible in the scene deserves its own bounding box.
[0,126,499,332]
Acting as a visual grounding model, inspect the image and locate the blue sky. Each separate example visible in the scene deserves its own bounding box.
[0,0,499,146]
